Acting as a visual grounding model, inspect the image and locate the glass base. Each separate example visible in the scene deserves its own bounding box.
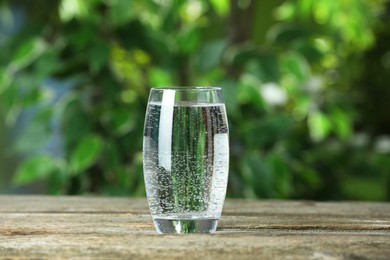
[153,218,218,234]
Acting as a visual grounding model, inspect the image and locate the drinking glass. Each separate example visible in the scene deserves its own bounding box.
[143,87,229,234]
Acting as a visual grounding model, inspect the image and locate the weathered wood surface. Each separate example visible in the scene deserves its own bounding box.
[0,196,389,259]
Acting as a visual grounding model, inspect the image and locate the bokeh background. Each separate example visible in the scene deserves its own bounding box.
[0,0,389,200]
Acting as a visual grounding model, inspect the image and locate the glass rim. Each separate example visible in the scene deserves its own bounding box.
[151,86,221,92]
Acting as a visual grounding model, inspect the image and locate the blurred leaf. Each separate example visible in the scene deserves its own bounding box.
[0,3,13,42]
[282,52,310,82]
[47,168,66,195]
[13,155,56,185]
[59,0,100,22]
[2,86,21,126]
[88,41,110,74]
[331,106,353,140]
[149,67,173,86]
[342,177,387,201]
[274,1,295,20]
[209,0,229,16]
[60,0,82,22]
[240,151,274,198]
[35,51,62,78]
[62,98,91,147]
[228,46,280,82]
[292,95,311,120]
[308,110,331,142]
[22,87,46,107]
[228,46,257,67]
[108,0,135,26]
[297,0,313,18]
[242,114,293,147]
[102,142,121,175]
[110,45,150,92]
[267,24,308,45]
[266,152,291,198]
[144,30,172,59]
[295,164,322,188]
[69,134,103,174]
[195,39,227,72]
[161,0,182,31]
[0,69,11,95]
[246,54,280,82]
[179,0,204,23]
[110,107,137,136]
[133,49,150,65]
[177,25,200,53]
[238,74,265,110]
[12,119,49,154]
[9,38,46,72]
[292,40,324,64]
[220,79,239,117]
[289,150,324,193]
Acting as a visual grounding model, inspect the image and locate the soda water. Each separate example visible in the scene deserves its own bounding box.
[143,102,229,233]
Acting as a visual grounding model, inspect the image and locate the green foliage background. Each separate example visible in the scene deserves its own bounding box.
[0,0,389,200]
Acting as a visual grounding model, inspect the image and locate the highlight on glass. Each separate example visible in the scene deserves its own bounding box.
[143,87,229,234]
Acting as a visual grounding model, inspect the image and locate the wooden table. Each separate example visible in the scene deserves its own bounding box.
[0,196,389,259]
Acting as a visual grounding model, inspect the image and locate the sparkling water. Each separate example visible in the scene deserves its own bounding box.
[143,102,229,233]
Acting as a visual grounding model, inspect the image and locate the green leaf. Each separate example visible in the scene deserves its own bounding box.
[180,0,204,22]
[242,114,293,147]
[110,107,137,136]
[88,41,110,74]
[330,106,352,140]
[266,153,291,198]
[13,155,56,185]
[220,79,239,117]
[12,118,48,154]
[292,95,311,120]
[161,0,182,31]
[296,166,322,187]
[209,0,229,16]
[177,25,200,53]
[240,151,275,198]
[102,142,121,174]
[60,0,82,22]
[9,38,46,72]
[238,74,265,110]
[342,177,387,201]
[292,40,324,64]
[34,51,62,78]
[298,0,313,18]
[228,46,257,67]
[69,134,103,174]
[228,47,280,82]
[2,86,21,126]
[61,99,91,146]
[195,39,227,72]
[149,67,173,87]
[59,0,100,22]
[274,2,295,20]
[282,52,310,82]
[308,110,331,142]
[0,69,11,95]
[108,0,135,26]
[245,55,280,83]
[267,24,308,45]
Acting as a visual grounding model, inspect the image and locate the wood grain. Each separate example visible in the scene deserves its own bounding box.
[1,196,389,259]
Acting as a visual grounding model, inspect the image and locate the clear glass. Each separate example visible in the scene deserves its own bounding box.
[143,87,229,234]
